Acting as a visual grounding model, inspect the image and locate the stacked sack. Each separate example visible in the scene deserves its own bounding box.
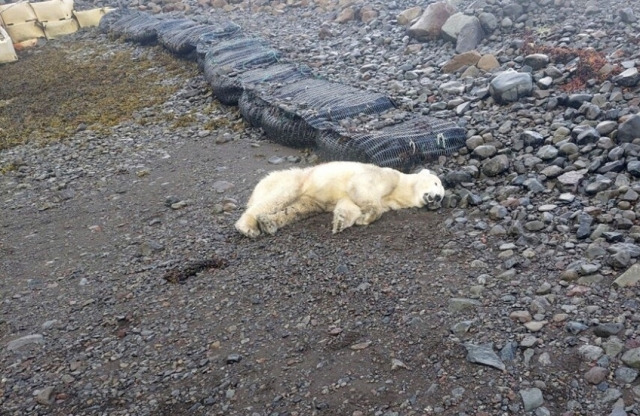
[99,8,467,172]
[0,0,114,63]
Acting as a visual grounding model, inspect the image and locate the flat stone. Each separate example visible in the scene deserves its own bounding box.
[464,342,505,371]
[7,334,44,351]
[441,50,483,73]
[448,297,480,312]
[613,263,640,287]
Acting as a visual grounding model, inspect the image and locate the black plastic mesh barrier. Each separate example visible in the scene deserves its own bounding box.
[202,39,282,105]
[159,22,241,57]
[119,14,165,43]
[100,10,147,38]
[316,116,467,172]
[255,78,396,148]
[98,8,132,33]
[100,10,467,171]
[238,90,268,127]
[195,30,243,69]
[212,63,312,106]
[139,18,196,44]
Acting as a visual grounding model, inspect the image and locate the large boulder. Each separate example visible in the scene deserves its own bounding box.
[455,17,484,53]
[397,6,422,26]
[489,70,533,104]
[441,12,477,43]
[407,1,456,41]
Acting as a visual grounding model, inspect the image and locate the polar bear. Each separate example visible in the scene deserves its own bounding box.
[234,161,445,238]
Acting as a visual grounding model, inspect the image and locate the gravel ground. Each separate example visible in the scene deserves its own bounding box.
[2,0,640,415]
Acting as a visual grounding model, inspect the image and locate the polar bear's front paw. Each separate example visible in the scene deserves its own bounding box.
[235,217,261,238]
[257,214,278,235]
[332,215,345,234]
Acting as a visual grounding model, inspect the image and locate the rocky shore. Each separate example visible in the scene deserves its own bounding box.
[2,0,640,415]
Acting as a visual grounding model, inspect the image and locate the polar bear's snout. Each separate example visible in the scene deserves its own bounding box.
[424,192,443,204]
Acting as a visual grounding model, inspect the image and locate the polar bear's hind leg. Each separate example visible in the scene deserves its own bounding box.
[257,196,324,235]
[235,170,304,238]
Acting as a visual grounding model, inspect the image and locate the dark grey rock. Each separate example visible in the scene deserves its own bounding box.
[566,321,589,334]
[482,155,510,176]
[593,323,623,337]
[489,70,533,104]
[618,114,640,142]
[521,130,544,147]
[568,94,592,109]
[464,342,506,371]
[473,144,497,159]
[523,54,549,70]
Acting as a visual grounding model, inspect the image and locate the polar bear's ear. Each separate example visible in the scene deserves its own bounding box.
[419,168,432,175]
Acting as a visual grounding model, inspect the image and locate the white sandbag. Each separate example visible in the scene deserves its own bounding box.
[0,25,18,64]
[41,17,78,39]
[73,7,114,28]
[31,0,73,22]
[5,20,45,43]
[0,2,38,25]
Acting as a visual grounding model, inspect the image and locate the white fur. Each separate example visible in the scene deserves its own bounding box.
[235,161,444,238]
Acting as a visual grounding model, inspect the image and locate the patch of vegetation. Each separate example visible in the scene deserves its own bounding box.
[0,38,198,151]
[521,35,621,91]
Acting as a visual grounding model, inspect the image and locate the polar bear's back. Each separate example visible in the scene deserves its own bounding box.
[300,161,399,202]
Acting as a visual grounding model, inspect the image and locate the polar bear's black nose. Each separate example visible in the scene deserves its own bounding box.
[424,193,443,204]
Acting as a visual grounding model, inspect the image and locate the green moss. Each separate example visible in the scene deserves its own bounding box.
[0,38,198,151]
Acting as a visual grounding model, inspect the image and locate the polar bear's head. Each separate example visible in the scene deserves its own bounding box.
[413,169,445,210]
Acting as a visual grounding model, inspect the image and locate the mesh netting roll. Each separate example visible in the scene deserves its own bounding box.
[98,8,134,34]
[316,116,467,172]
[202,39,282,105]
[211,63,312,106]
[115,15,196,44]
[195,29,243,69]
[159,22,240,56]
[253,78,395,148]
[100,10,468,171]
[238,90,268,127]
[100,10,148,38]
